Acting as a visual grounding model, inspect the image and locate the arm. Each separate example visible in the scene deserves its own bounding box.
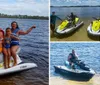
[56,15,62,21]
[10,35,20,40]
[68,54,71,62]
[18,25,36,35]
[2,37,5,46]
[75,53,78,60]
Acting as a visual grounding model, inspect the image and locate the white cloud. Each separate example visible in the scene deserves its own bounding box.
[51,0,100,6]
[0,0,49,16]
[83,0,99,5]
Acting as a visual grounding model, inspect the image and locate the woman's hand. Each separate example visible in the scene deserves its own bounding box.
[31,25,36,29]
[11,35,20,40]
[18,25,36,35]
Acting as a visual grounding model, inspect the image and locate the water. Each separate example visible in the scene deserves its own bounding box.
[51,7,100,19]
[50,42,100,84]
[0,18,49,85]
[50,7,100,41]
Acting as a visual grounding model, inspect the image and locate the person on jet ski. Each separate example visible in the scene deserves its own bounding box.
[68,49,78,68]
[68,50,89,70]
[69,12,77,26]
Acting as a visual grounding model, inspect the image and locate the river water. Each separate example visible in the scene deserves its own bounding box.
[51,6,100,19]
[0,18,49,85]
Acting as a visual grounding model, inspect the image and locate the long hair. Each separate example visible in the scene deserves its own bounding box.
[11,21,19,29]
[0,29,4,37]
[5,27,11,36]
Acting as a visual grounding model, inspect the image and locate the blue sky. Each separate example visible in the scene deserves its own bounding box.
[0,0,49,16]
[51,0,100,6]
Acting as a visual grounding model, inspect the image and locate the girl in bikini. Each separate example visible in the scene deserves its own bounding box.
[3,28,19,69]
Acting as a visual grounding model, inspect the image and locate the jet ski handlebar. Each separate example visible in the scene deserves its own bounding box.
[92,17,100,20]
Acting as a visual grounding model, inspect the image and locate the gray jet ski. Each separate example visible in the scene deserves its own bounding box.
[54,60,95,81]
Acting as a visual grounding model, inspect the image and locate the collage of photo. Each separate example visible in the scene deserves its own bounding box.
[50,0,100,85]
[0,0,100,85]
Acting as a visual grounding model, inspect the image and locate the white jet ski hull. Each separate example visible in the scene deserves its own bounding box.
[56,20,84,34]
[87,24,100,36]
[0,48,37,75]
[0,63,37,75]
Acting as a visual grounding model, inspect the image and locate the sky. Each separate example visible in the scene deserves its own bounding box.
[0,0,49,16]
[51,0,100,6]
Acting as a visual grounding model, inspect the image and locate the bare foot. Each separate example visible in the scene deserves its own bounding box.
[13,63,17,67]
[5,66,8,69]
[8,66,10,68]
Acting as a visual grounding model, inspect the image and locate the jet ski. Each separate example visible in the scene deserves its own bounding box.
[56,17,84,34]
[87,20,100,36]
[0,48,37,75]
[54,60,95,81]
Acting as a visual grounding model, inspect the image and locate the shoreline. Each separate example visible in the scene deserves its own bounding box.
[50,18,100,41]
[0,17,48,20]
[50,74,100,85]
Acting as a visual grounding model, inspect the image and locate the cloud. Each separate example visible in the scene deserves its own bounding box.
[51,0,100,6]
[0,0,49,16]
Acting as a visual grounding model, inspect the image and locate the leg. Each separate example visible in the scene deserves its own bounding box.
[69,62,72,66]
[11,45,19,66]
[50,24,55,37]
[73,19,76,26]
[7,48,11,68]
[71,63,75,69]
[2,48,8,69]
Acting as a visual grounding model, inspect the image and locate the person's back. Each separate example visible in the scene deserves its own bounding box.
[70,13,76,21]
[70,12,77,26]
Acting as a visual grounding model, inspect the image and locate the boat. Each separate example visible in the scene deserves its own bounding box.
[87,20,100,36]
[54,60,95,81]
[55,17,84,34]
[0,48,37,75]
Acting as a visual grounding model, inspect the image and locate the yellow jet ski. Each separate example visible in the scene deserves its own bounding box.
[87,20,100,36]
[56,17,84,34]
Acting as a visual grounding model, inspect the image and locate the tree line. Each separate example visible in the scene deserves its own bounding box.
[0,13,48,20]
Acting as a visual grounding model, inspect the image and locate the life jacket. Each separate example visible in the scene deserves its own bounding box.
[70,14,76,21]
[70,53,76,60]
[11,28,20,45]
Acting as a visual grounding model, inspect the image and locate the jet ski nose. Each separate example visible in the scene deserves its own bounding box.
[30,63,37,68]
[90,69,95,74]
